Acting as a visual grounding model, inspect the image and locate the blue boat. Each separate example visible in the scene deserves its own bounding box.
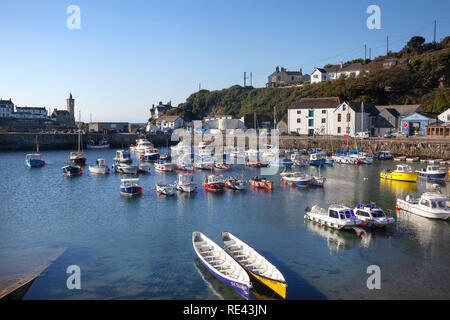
[416,165,446,180]
[26,154,45,168]
[62,165,82,176]
[269,157,293,168]
[120,178,142,196]
[281,172,312,187]
[192,232,251,300]
[308,153,325,166]
[140,148,160,161]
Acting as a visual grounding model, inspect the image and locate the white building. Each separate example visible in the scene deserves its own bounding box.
[155,115,184,131]
[311,63,364,84]
[203,115,246,133]
[13,106,48,119]
[288,97,341,135]
[0,99,14,118]
[288,97,375,136]
[438,108,450,123]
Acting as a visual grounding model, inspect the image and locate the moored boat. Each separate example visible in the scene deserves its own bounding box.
[249,176,273,190]
[396,192,450,220]
[221,231,287,299]
[120,178,142,196]
[113,149,132,164]
[62,165,83,176]
[268,157,293,168]
[192,232,251,300]
[154,160,175,172]
[304,205,362,230]
[224,177,246,191]
[139,147,160,162]
[175,173,197,192]
[86,138,110,149]
[112,161,138,174]
[377,151,394,160]
[354,204,395,228]
[280,172,312,187]
[311,174,326,187]
[26,154,45,168]
[138,162,152,173]
[88,158,110,174]
[380,164,418,182]
[155,183,176,196]
[307,153,325,166]
[202,174,225,192]
[416,165,446,181]
[214,162,232,170]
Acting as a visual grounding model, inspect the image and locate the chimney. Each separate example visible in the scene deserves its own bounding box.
[299,68,302,74]
[340,61,343,69]
[168,101,171,106]
[276,66,279,72]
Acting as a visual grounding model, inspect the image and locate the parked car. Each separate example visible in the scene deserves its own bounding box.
[383,130,395,138]
[354,131,370,139]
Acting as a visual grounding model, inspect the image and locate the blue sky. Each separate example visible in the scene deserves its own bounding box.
[0,0,449,122]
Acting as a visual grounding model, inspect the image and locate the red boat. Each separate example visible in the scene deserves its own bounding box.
[202,174,225,192]
[245,161,269,168]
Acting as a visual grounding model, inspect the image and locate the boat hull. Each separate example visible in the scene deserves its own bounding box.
[304,213,360,230]
[88,166,110,174]
[120,186,142,196]
[141,153,160,161]
[68,157,86,166]
[417,172,446,180]
[380,171,417,182]
[249,180,273,190]
[396,199,450,220]
[176,184,197,192]
[202,183,225,192]
[248,271,286,300]
[26,159,45,168]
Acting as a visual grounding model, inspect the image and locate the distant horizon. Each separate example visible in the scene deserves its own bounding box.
[1,0,449,122]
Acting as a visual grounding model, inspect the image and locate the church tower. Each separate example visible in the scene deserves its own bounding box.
[66,92,75,124]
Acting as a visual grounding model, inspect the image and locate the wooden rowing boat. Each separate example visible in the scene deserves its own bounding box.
[249,177,273,190]
[192,232,251,299]
[221,231,287,299]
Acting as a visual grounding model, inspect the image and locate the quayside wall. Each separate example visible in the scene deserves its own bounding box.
[0,133,173,151]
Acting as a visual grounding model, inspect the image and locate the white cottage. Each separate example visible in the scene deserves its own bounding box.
[438,108,450,123]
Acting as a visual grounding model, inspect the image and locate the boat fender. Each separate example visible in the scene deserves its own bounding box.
[395,205,399,211]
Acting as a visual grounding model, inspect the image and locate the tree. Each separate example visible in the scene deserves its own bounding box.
[406,36,426,52]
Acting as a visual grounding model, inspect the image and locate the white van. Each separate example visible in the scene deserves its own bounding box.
[354,131,369,139]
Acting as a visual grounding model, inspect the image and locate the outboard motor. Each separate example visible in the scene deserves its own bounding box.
[305,206,311,212]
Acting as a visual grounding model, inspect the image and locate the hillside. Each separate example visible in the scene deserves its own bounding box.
[168,36,450,126]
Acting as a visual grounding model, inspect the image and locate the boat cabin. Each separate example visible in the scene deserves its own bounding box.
[26,154,43,161]
[310,153,325,161]
[178,173,194,184]
[206,174,224,184]
[328,205,356,220]
[417,193,450,210]
[115,150,131,160]
[395,164,413,172]
[121,178,140,188]
[355,204,386,218]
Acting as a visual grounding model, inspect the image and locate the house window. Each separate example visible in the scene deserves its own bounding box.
[337,127,341,133]
[346,127,351,133]
[308,110,314,117]
[338,114,342,122]
[297,110,301,114]
[291,76,294,81]
[297,118,301,123]
[321,118,326,123]
[313,74,318,79]
[322,110,326,114]
[347,113,351,122]
[342,105,346,111]
[308,119,314,127]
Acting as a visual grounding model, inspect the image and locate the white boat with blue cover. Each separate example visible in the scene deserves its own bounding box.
[416,165,446,180]
[120,178,142,196]
[305,205,362,230]
[354,204,395,228]
[281,172,312,187]
[26,154,45,168]
[192,232,251,300]
[155,183,176,196]
[62,165,82,176]
[140,147,160,161]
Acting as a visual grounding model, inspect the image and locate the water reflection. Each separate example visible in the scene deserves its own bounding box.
[304,220,362,253]
[379,179,417,196]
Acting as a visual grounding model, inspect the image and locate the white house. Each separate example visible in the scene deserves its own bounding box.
[438,108,450,123]
[288,97,375,136]
[288,97,341,135]
[155,115,184,131]
[311,63,364,84]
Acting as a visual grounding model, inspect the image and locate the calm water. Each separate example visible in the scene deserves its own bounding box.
[0,149,449,300]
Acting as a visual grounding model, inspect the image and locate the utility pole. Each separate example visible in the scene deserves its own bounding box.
[244,72,246,87]
[250,72,253,87]
[365,44,367,60]
[434,20,437,43]
[386,36,389,55]
[369,48,372,60]
[199,83,201,91]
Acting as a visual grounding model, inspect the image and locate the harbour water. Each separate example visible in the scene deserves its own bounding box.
[0,149,449,300]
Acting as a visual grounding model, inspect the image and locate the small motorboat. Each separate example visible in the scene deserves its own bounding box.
[245,161,269,168]
[175,173,197,192]
[304,205,362,230]
[377,151,394,160]
[280,172,312,187]
[416,165,446,181]
[249,176,273,190]
[112,161,138,174]
[133,138,154,153]
[120,178,142,196]
[380,164,418,182]
[139,147,160,162]
[214,162,232,170]
[154,160,175,172]
[88,158,110,174]
[311,174,326,187]
[221,231,287,299]
[155,183,176,196]
[86,138,110,149]
[354,204,395,228]
[224,177,246,191]
[192,232,251,300]
[394,156,406,161]
[332,154,359,165]
[268,157,293,168]
[25,154,45,168]
[113,149,133,164]
[202,174,225,192]
[396,192,450,220]
[307,153,325,166]
[62,165,83,176]
[138,162,152,174]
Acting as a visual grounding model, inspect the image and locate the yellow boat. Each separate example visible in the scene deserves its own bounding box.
[221,231,287,299]
[380,164,418,182]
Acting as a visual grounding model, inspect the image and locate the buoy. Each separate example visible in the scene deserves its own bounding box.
[395,205,399,211]
[280,178,284,182]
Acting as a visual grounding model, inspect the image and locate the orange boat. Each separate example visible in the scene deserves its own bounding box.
[249,176,273,190]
